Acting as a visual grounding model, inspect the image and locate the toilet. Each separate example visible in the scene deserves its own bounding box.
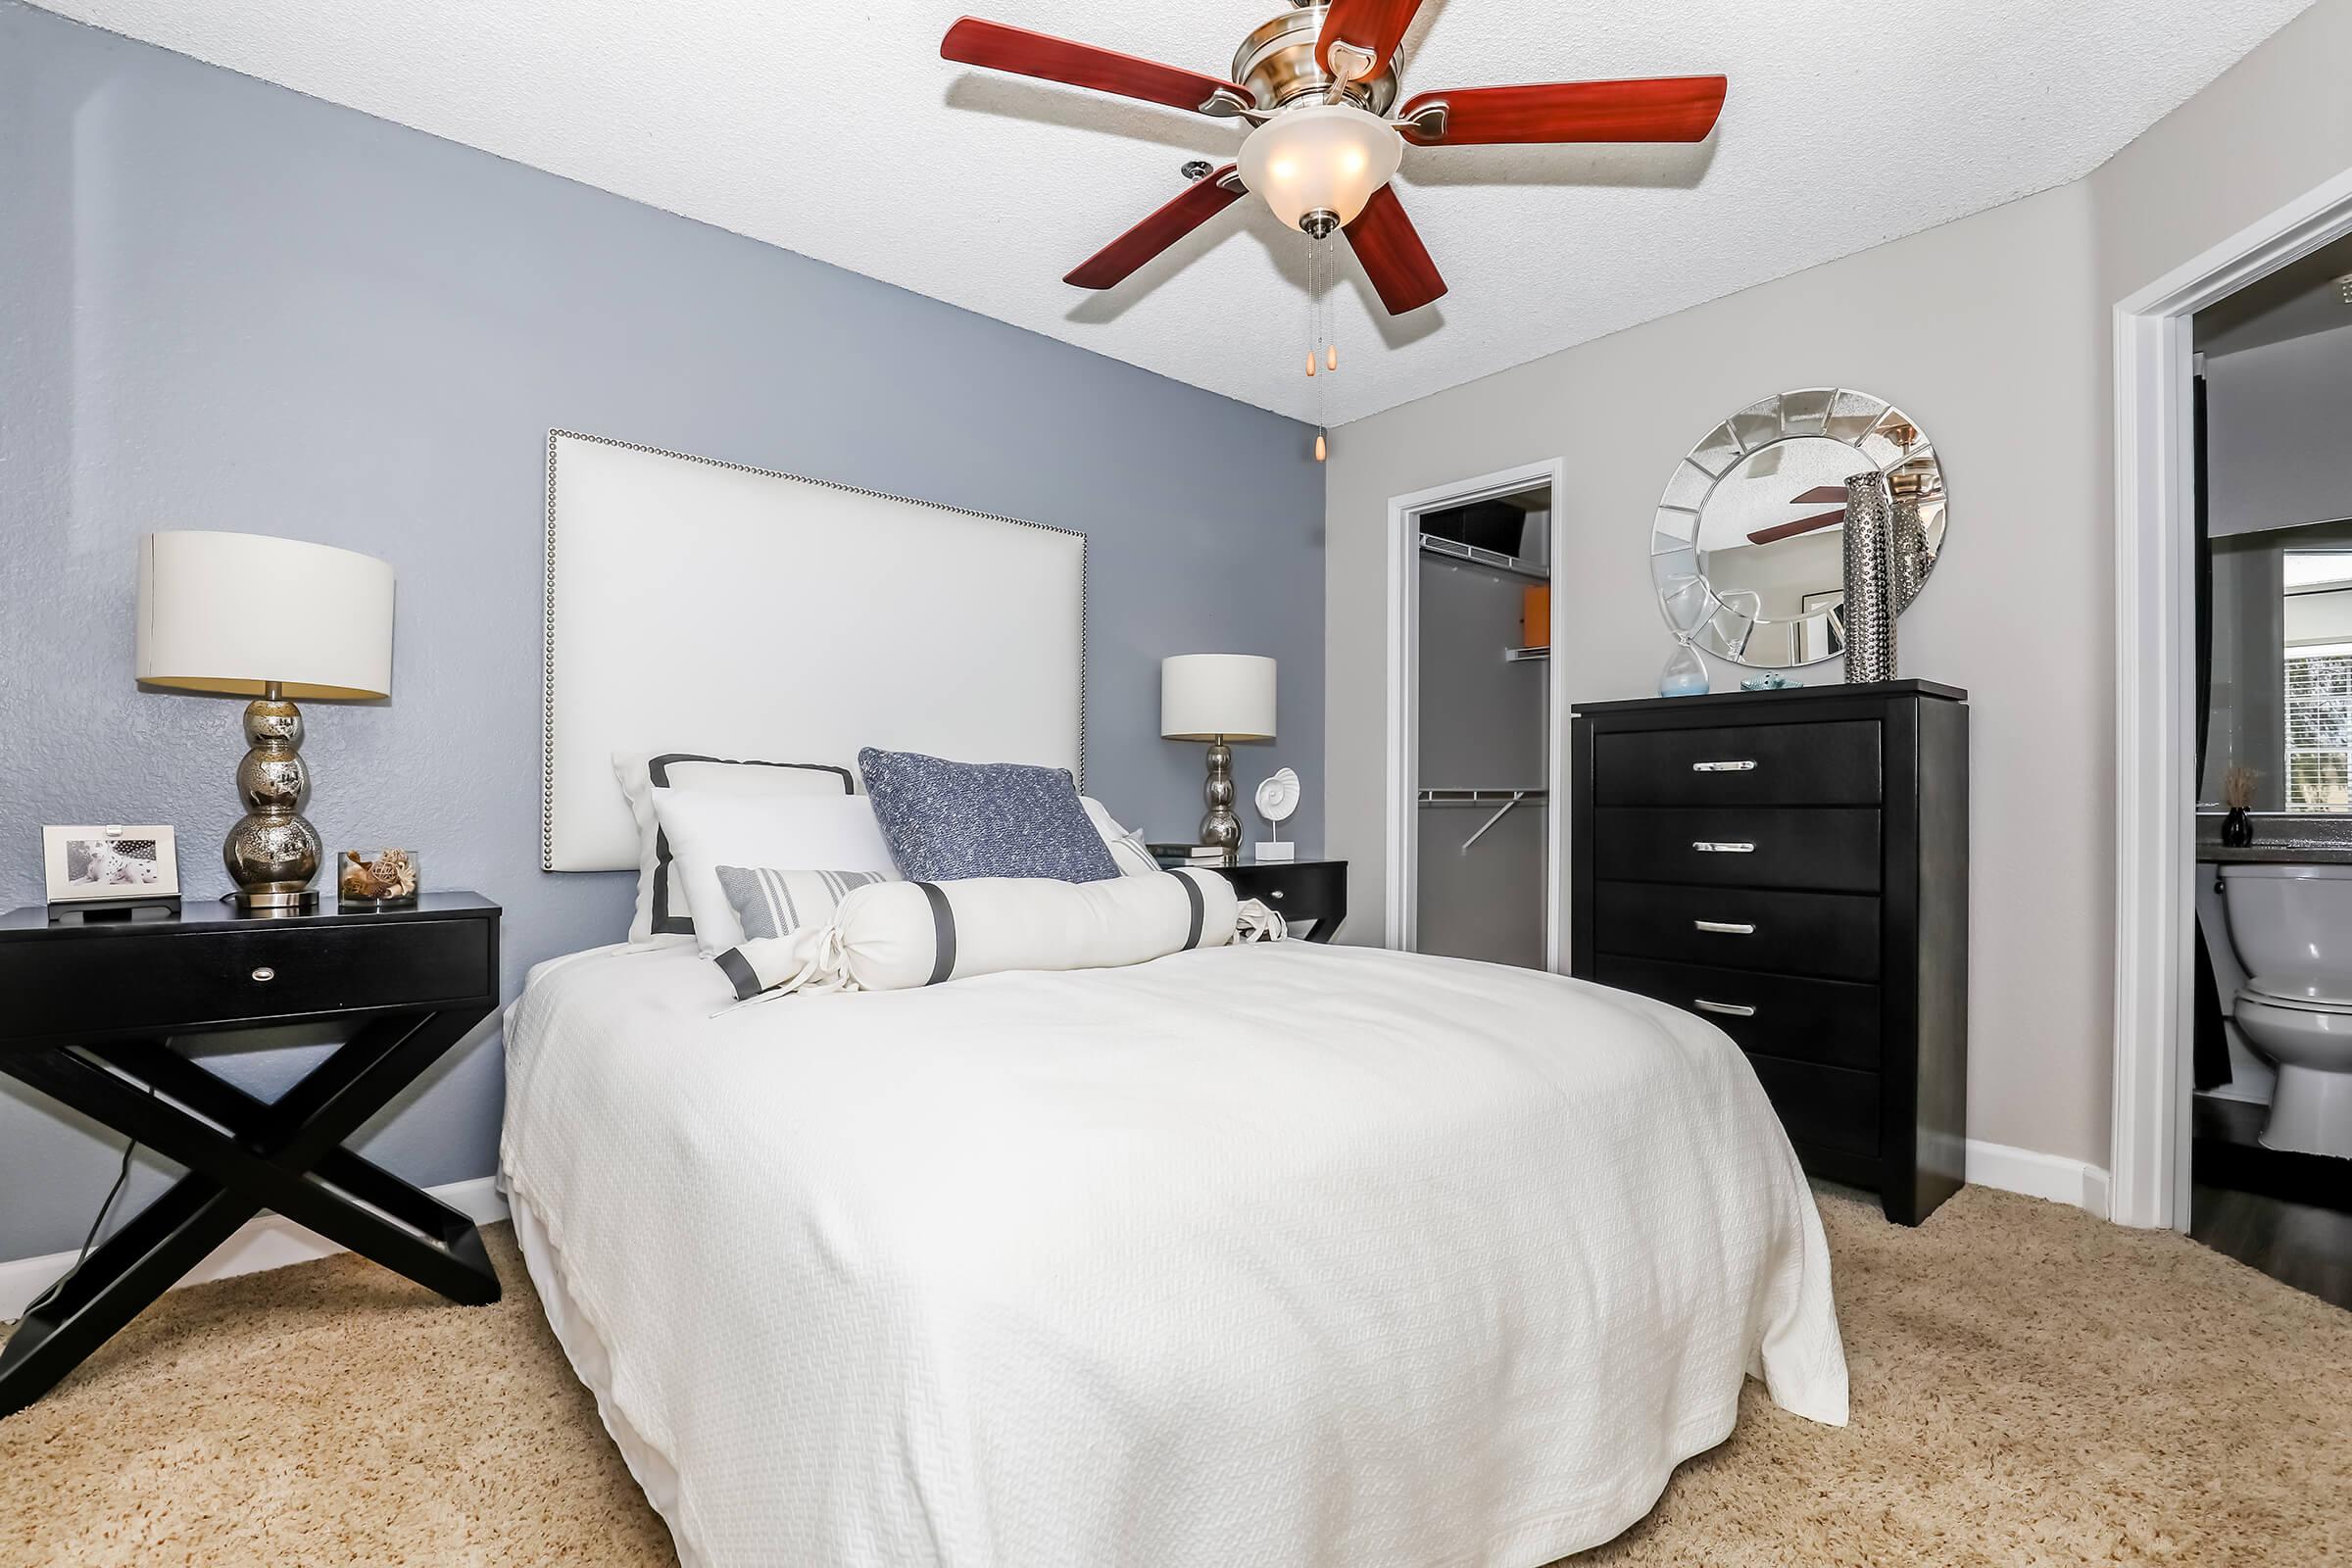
[2220,862,2352,1158]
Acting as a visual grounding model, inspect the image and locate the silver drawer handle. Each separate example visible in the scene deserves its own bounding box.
[1691,841,1755,854]
[1268,889,1285,901]
[1691,760,1757,772]
[1693,999,1756,1017]
[1692,920,1756,935]
[250,966,276,983]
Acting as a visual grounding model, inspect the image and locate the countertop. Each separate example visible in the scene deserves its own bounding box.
[2196,843,2352,864]
[2194,812,2352,864]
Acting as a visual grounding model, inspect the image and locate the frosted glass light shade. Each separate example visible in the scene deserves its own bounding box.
[1162,654,1276,741]
[1238,104,1403,232]
[136,530,395,700]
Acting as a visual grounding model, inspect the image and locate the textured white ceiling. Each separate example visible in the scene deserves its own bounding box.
[38,0,2317,424]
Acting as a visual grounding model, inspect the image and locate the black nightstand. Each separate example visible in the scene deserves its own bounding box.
[0,892,503,1417]
[1216,859,1348,943]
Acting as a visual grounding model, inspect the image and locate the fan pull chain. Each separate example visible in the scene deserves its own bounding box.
[1303,236,1320,378]
[1314,233,1333,463]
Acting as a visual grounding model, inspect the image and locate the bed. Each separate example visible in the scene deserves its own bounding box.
[502,938,1843,1568]
[511,433,1846,1567]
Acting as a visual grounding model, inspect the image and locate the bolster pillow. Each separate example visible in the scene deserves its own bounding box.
[715,866,1242,1000]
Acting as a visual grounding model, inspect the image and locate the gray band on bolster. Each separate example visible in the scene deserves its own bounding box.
[714,945,765,1002]
[918,882,957,986]
[1179,869,1205,951]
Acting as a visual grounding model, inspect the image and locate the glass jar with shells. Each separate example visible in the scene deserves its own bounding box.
[338,848,420,907]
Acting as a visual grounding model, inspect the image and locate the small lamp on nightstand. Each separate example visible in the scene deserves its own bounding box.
[1161,654,1276,866]
[135,531,395,910]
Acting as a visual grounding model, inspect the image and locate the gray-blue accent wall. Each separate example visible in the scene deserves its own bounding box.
[0,2,1325,1262]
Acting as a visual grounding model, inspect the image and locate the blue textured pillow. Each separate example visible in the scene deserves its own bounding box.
[858,748,1120,884]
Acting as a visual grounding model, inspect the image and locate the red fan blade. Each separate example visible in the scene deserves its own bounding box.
[1747,510,1846,547]
[1315,0,1426,81]
[943,18,1249,117]
[1343,184,1446,316]
[1065,167,1245,289]
[1398,76,1727,146]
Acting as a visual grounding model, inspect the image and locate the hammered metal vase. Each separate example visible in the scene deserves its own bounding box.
[1890,494,1932,611]
[1841,472,1898,684]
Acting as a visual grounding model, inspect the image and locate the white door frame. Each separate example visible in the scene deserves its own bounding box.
[2110,167,2352,1230]
[1385,458,1572,970]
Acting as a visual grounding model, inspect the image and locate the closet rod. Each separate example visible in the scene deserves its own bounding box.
[1416,788,1550,804]
[1416,534,1550,582]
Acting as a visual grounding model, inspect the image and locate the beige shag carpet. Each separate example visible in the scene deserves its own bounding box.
[3,1185,2347,1567]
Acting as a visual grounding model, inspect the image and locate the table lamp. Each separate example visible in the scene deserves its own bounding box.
[135,531,395,910]
[1161,654,1276,865]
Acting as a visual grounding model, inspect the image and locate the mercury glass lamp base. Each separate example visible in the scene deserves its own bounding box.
[223,685,326,912]
[1198,737,1243,867]
[227,886,320,912]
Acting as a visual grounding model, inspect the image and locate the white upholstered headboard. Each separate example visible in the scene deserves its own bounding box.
[542,431,1086,872]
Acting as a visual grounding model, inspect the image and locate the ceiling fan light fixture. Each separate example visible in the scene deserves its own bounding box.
[1239,104,1403,234]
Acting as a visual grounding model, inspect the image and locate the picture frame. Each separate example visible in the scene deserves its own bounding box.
[43,824,181,909]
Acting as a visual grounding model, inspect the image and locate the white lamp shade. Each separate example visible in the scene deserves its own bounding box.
[136,530,395,700]
[1238,104,1404,233]
[1162,654,1276,742]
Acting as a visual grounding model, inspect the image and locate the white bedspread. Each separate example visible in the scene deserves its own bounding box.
[502,940,1845,1568]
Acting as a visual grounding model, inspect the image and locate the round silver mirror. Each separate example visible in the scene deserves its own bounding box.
[1650,388,1947,668]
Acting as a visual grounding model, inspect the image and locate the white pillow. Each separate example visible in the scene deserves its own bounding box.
[712,867,1245,1000]
[1080,796,1157,877]
[613,752,851,943]
[650,789,898,955]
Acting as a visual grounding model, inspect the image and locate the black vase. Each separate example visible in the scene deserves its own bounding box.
[2222,807,2254,848]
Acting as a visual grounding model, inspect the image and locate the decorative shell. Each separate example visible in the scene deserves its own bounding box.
[1253,767,1300,825]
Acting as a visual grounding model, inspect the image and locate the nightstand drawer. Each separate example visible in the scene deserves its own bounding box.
[1592,807,1881,894]
[1592,956,1882,1072]
[0,918,495,1040]
[1592,720,1881,807]
[1591,881,1880,982]
[1211,859,1348,943]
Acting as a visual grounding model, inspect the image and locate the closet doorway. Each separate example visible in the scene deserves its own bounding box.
[1386,460,1569,970]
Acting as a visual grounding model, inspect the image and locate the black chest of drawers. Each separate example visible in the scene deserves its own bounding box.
[1570,680,1968,1225]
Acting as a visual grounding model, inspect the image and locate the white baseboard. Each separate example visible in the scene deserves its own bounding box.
[1966,1138,2112,1219]
[0,1174,507,1325]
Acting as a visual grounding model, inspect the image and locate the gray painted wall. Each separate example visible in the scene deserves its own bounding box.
[1325,181,2113,1169]
[1323,0,2352,1175]
[0,3,1324,1262]
[2206,323,2352,538]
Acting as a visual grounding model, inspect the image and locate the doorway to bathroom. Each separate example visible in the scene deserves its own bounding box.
[2113,166,2352,1261]
[2174,230,2352,1307]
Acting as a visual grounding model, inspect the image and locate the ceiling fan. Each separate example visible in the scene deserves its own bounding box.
[941,0,1727,316]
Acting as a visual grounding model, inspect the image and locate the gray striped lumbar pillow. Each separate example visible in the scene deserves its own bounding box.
[714,866,892,943]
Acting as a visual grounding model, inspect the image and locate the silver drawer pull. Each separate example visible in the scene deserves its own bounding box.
[250,966,276,983]
[1693,999,1756,1017]
[1692,920,1756,935]
[1268,889,1285,901]
[1691,760,1757,772]
[1691,841,1755,854]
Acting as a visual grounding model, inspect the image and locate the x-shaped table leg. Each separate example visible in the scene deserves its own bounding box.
[0,1008,499,1418]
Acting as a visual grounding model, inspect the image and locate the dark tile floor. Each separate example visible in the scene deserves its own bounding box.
[2190,1096,2352,1310]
